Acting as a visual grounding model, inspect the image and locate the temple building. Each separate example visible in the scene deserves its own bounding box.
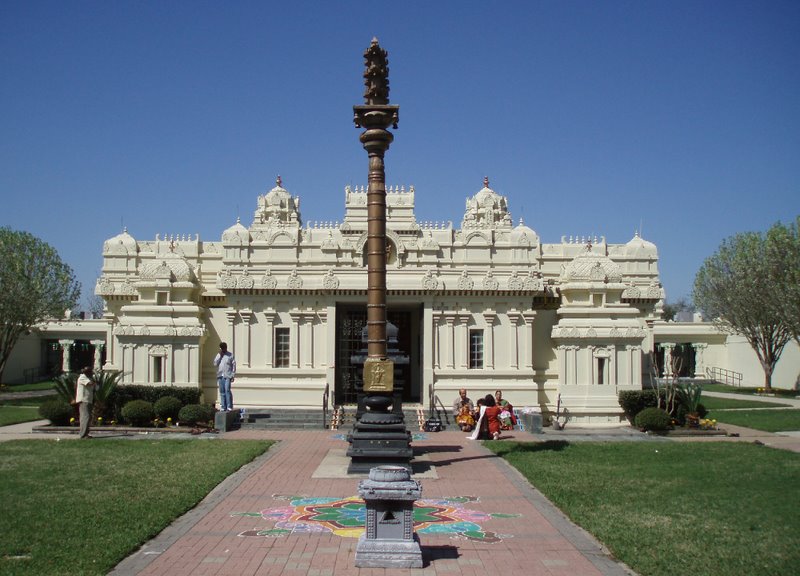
[92,176,666,425]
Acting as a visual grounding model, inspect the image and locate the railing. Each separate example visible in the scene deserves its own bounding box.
[322,383,330,429]
[706,367,743,387]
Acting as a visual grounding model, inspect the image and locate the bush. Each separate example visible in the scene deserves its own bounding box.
[39,399,73,426]
[153,396,182,420]
[618,390,659,423]
[635,407,672,432]
[108,385,202,421]
[121,400,155,427]
[178,404,216,426]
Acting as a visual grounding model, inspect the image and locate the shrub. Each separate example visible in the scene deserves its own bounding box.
[121,400,155,427]
[108,385,202,421]
[39,399,73,426]
[178,404,216,426]
[154,396,182,420]
[635,407,672,432]
[618,390,659,423]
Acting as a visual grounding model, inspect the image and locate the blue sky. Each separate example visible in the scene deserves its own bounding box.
[2,1,798,309]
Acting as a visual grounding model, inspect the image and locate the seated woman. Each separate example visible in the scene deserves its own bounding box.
[494,389,517,430]
[483,393,502,440]
[455,404,475,432]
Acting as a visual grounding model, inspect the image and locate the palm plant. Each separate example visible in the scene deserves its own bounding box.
[676,381,703,416]
[52,372,77,404]
[92,370,122,419]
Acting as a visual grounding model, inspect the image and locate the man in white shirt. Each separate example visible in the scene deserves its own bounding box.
[75,366,96,438]
[213,342,236,412]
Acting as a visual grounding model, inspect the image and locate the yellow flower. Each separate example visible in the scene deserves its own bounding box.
[70,417,75,424]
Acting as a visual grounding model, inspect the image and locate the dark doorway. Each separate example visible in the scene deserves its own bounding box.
[335,304,422,405]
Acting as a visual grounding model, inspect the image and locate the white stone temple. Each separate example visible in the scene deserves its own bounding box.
[90,176,667,425]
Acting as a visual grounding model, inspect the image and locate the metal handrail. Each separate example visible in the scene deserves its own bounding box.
[706,366,743,387]
[322,383,330,429]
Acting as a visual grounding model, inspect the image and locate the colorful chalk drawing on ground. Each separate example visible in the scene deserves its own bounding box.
[234,495,518,542]
[331,432,429,441]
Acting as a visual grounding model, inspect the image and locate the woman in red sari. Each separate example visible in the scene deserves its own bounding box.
[483,393,502,440]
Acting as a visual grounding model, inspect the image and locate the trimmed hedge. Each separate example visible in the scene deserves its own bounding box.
[618,390,660,423]
[153,396,183,420]
[121,400,155,427]
[634,407,672,431]
[39,399,74,426]
[108,385,201,421]
[178,404,216,426]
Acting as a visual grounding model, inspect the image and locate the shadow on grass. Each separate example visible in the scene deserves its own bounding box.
[489,440,571,457]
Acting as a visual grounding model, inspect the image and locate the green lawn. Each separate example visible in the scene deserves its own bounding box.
[701,395,790,410]
[486,441,800,576]
[0,379,57,392]
[714,408,800,432]
[0,405,43,426]
[0,439,273,576]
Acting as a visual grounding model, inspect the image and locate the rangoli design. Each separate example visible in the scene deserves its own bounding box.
[233,495,518,542]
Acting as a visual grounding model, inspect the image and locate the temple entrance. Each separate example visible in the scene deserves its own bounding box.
[334,304,422,405]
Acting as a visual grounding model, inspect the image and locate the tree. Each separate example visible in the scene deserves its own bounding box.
[662,297,695,322]
[0,228,80,383]
[694,227,792,390]
[765,217,800,344]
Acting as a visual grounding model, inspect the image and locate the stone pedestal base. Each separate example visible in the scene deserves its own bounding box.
[355,533,423,568]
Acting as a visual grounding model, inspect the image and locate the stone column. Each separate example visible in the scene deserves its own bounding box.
[289,310,301,368]
[482,311,496,369]
[225,310,238,353]
[91,340,105,373]
[239,309,253,368]
[303,311,314,368]
[693,343,708,378]
[444,315,455,369]
[522,310,536,370]
[456,312,469,370]
[661,343,675,378]
[164,344,173,384]
[264,309,277,368]
[58,339,73,373]
[508,310,521,370]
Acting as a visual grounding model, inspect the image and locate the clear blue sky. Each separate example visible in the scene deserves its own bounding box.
[2,1,798,309]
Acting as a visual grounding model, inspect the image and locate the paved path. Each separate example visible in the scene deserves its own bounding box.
[110,428,639,576]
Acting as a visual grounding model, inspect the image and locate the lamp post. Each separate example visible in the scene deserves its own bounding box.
[347,39,412,474]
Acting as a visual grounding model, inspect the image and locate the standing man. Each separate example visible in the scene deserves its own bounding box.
[75,366,96,439]
[213,342,236,412]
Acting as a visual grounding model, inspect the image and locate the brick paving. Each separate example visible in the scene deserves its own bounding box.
[110,429,635,576]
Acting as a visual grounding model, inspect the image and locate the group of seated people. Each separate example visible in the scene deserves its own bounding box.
[452,388,517,440]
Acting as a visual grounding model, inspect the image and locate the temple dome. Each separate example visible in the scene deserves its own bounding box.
[222,218,250,244]
[624,232,658,258]
[562,247,622,283]
[255,175,301,225]
[103,228,137,255]
[509,217,539,246]
[461,177,513,229]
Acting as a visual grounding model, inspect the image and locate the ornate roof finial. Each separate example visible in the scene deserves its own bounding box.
[276,175,282,187]
[484,176,490,188]
[363,37,390,105]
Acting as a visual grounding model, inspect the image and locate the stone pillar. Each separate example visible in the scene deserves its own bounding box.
[264,309,277,368]
[289,310,301,368]
[661,343,675,378]
[508,310,521,370]
[58,339,73,373]
[164,344,173,384]
[225,310,237,353]
[482,311,496,369]
[522,311,536,370]
[456,312,469,370]
[302,311,314,368]
[91,340,105,373]
[239,309,253,368]
[693,343,707,378]
[444,315,455,369]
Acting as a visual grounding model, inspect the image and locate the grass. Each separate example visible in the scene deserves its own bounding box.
[702,383,798,397]
[0,379,57,393]
[486,441,800,576]
[713,408,800,432]
[0,405,43,426]
[0,438,273,576]
[701,395,790,410]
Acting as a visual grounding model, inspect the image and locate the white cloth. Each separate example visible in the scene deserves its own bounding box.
[213,351,236,378]
[75,373,95,404]
[467,406,487,440]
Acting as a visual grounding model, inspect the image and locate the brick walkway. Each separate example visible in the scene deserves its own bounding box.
[110,429,634,576]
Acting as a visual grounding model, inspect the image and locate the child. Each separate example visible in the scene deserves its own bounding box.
[456,404,476,432]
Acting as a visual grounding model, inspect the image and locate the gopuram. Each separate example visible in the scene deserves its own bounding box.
[94,41,665,427]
